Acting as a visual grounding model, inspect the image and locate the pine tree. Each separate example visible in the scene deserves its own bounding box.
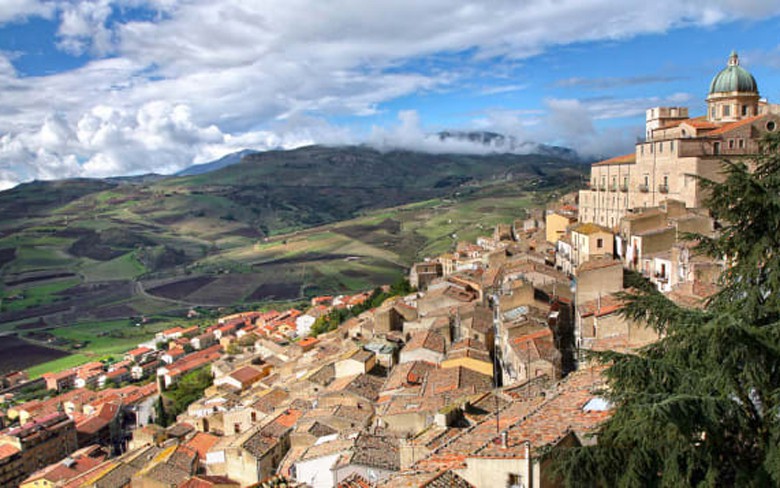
[552,132,780,487]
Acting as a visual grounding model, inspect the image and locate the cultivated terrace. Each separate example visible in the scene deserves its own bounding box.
[0,185,726,487]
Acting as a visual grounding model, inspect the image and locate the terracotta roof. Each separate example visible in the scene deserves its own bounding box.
[273,408,303,429]
[184,432,219,460]
[682,116,720,129]
[180,475,241,488]
[228,366,264,385]
[339,473,371,488]
[478,367,610,458]
[422,470,476,487]
[343,433,400,471]
[423,366,492,397]
[510,327,558,362]
[404,329,446,354]
[22,447,106,484]
[327,373,385,401]
[382,361,437,393]
[127,346,153,356]
[708,114,764,135]
[252,388,290,414]
[0,444,20,459]
[592,153,636,166]
[578,294,625,318]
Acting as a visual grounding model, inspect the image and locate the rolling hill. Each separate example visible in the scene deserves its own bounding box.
[0,144,585,336]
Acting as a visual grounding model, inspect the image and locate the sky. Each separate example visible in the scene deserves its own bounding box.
[1,1,780,190]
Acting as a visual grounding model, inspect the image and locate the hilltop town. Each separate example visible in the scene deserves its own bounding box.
[0,51,779,488]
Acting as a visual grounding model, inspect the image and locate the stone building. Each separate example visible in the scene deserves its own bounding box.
[579,52,780,229]
[0,413,78,487]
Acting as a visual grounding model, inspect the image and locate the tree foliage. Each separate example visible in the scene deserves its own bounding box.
[552,133,780,487]
[156,366,212,427]
[309,278,415,336]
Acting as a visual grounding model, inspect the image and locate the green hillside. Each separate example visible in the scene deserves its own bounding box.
[0,145,585,339]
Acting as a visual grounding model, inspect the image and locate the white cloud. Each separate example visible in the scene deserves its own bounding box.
[1,0,779,187]
[0,0,54,25]
[56,0,114,56]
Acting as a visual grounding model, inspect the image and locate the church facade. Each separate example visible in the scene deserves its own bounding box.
[579,52,780,229]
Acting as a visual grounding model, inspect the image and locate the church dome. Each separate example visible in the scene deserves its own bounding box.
[709,51,758,94]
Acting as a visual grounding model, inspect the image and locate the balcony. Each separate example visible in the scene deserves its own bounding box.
[590,183,598,192]
[598,184,607,191]
[609,183,618,192]
[619,184,629,192]
[658,184,669,194]
[638,184,649,193]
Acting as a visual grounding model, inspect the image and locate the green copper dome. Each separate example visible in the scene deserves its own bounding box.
[709,51,758,94]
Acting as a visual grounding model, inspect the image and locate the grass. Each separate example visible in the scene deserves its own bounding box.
[25,316,192,377]
[82,252,147,281]
[1,278,80,312]
[7,246,74,272]
[50,319,169,355]
[26,354,94,379]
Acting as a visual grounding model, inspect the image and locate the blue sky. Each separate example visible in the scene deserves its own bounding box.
[0,1,779,189]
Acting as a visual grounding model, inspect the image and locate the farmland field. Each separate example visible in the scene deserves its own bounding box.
[0,335,71,376]
[0,145,585,378]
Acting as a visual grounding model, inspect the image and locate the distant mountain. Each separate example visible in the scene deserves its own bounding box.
[175,149,258,176]
[436,131,582,162]
[105,173,168,185]
[0,144,588,321]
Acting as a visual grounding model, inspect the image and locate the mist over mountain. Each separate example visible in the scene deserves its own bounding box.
[171,131,582,178]
[436,131,582,162]
[175,149,259,176]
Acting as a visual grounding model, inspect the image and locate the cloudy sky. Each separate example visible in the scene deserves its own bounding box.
[1,0,780,190]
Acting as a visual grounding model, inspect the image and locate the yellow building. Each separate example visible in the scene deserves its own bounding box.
[441,339,494,377]
[569,222,614,272]
[579,52,780,229]
[545,211,577,244]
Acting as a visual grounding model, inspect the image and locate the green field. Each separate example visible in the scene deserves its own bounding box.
[0,146,583,378]
[23,316,196,377]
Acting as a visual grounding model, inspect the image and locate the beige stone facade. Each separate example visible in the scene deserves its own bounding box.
[580,53,780,229]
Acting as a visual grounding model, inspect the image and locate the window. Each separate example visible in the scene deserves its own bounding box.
[739,139,745,149]
[234,423,241,434]
[663,175,669,186]
[681,129,687,137]
[670,140,674,151]
[729,139,735,149]
[644,175,649,186]
[711,106,716,119]
[767,121,777,132]
[597,238,604,249]
[658,142,663,153]
[742,105,749,116]
[723,105,731,117]
[714,142,721,155]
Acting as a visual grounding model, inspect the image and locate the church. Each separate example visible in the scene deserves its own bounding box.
[578,51,780,229]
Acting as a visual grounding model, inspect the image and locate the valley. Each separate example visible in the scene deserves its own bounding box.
[0,145,585,375]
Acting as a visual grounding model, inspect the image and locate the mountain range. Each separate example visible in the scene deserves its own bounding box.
[0,141,586,327]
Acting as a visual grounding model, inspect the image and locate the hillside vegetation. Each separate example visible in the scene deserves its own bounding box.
[0,145,584,342]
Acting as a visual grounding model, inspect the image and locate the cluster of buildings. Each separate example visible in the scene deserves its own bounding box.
[0,52,773,488]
